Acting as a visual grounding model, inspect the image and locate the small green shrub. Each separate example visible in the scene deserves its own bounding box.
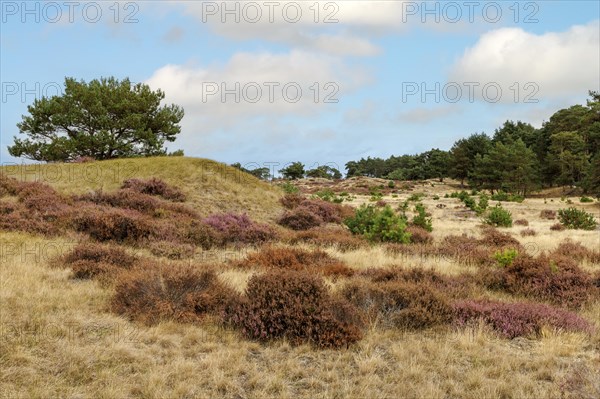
[281,182,299,194]
[491,191,524,203]
[388,181,395,189]
[408,193,425,202]
[580,196,594,203]
[494,248,518,268]
[412,203,433,232]
[557,207,597,230]
[483,205,513,227]
[433,195,440,200]
[477,194,489,214]
[344,205,410,243]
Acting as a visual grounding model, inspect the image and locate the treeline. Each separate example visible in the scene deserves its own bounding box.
[346,91,600,197]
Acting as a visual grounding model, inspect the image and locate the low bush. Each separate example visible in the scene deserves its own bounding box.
[72,206,153,243]
[112,264,236,325]
[342,279,453,329]
[406,225,433,244]
[411,203,433,232]
[520,228,537,237]
[486,254,595,308]
[514,219,529,226]
[298,199,342,224]
[280,193,304,209]
[580,196,594,203]
[278,207,324,230]
[0,175,20,197]
[344,205,410,243]
[540,210,557,220]
[203,213,276,245]
[121,177,186,202]
[483,205,513,227]
[550,239,600,263]
[235,246,353,277]
[453,300,593,339]
[287,227,366,252]
[149,241,196,260]
[557,207,597,230]
[550,223,566,231]
[490,191,524,203]
[223,271,363,348]
[494,248,518,268]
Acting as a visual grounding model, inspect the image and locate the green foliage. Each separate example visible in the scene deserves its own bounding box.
[433,195,440,200]
[494,249,519,268]
[490,191,524,203]
[580,196,594,203]
[388,180,395,188]
[557,207,597,230]
[477,194,489,213]
[412,203,433,232]
[407,193,425,202]
[8,77,184,162]
[279,162,305,180]
[312,189,344,203]
[305,165,342,179]
[280,182,299,194]
[344,205,410,243]
[483,205,513,227]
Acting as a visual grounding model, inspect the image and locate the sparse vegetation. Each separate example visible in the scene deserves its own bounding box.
[557,207,597,230]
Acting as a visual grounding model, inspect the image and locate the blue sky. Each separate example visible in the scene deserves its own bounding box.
[1,1,599,173]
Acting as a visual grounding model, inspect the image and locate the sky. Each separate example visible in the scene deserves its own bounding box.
[1,1,599,173]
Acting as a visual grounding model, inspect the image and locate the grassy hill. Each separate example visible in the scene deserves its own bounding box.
[0,157,283,222]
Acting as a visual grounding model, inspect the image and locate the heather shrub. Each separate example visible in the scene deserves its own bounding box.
[359,267,476,299]
[344,205,410,243]
[235,246,353,277]
[288,227,366,252]
[112,264,236,325]
[280,193,304,209]
[223,271,363,348]
[406,225,433,244]
[483,205,513,227]
[278,207,324,230]
[0,201,62,236]
[0,175,20,197]
[557,207,597,230]
[453,300,593,339]
[149,241,196,260]
[489,254,595,308]
[297,199,342,223]
[121,177,186,202]
[540,209,557,220]
[77,189,159,213]
[550,223,566,231]
[520,228,537,237]
[551,239,600,263]
[439,234,492,266]
[170,219,224,249]
[514,219,529,226]
[203,213,276,245]
[72,206,153,243]
[342,279,453,329]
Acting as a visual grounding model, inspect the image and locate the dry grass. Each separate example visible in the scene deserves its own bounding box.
[2,171,600,398]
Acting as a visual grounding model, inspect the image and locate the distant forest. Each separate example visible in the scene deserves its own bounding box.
[344,91,600,196]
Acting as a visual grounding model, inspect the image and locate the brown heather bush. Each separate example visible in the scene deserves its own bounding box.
[359,267,477,299]
[0,201,62,236]
[342,279,453,330]
[438,234,492,267]
[514,219,529,226]
[278,207,324,230]
[551,239,600,263]
[280,193,304,209]
[202,213,276,245]
[222,271,363,348]
[121,177,186,202]
[478,228,523,251]
[0,175,20,197]
[484,254,595,308]
[550,222,566,231]
[235,246,353,277]
[72,206,154,243]
[56,242,141,281]
[112,264,236,325]
[540,209,557,220]
[406,225,433,244]
[298,199,342,223]
[453,300,593,339]
[520,228,537,237]
[287,226,366,252]
[149,241,196,260]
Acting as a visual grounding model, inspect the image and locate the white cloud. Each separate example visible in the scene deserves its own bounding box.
[449,22,600,102]
[145,50,371,154]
